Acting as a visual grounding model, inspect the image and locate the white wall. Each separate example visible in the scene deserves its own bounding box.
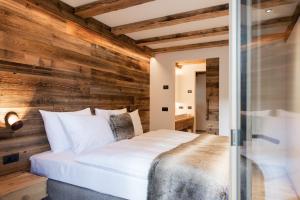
[175,64,206,116]
[286,18,300,196]
[150,46,230,136]
[175,64,206,131]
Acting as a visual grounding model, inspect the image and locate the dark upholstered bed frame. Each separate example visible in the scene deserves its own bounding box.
[46,179,126,200]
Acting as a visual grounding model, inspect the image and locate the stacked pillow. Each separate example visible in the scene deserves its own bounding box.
[39,108,91,153]
[40,108,143,154]
[58,114,115,154]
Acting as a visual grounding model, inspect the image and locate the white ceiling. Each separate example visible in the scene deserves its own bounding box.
[60,0,297,50]
[93,0,228,26]
[252,2,297,23]
[127,16,229,40]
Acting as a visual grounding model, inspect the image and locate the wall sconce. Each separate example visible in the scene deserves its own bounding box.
[5,112,23,131]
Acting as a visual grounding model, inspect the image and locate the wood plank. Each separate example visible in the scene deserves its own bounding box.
[137,26,229,46]
[0,172,47,197]
[0,135,48,150]
[0,1,150,175]
[285,3,300,41]
[0,144,50,165]
[5,0,153,59]
[153,40,228,54]
[75,0,154,18]
[206,58,219,135]
[111,4,229,35]
[252,0,296,9]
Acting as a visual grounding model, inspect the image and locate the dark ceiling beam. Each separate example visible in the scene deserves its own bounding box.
[111,0,296,35]
[153,40,229,54]
[253,16,293,29]
[137,15,291,47]
[111,4,229,35]
[136,26,229,46]
[154,31,287,54]
[75,0,154,18]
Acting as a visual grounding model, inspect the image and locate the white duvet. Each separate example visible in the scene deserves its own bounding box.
[76,129,198,179]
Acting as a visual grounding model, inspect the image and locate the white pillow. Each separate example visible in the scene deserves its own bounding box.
[58,115,115,153]
[95,108,127,121]
[129,109,143,136]
[39,108,91,153]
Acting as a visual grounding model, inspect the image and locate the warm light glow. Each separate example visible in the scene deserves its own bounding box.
[175,68,183,75]
[66,21,151,62]
[8,114,19,125]
[265,9,272,13]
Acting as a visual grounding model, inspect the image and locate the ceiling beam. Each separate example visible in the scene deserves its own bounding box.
[253,16,292,29]
[153,40,229,54]
[154,32,286,54]
[111,1,295,36]
[253,32,286,44]
[111,4,229,35]
[252,0,297,9]
[242,33,286,49]
[138,16,291,47]
[75,0,154,18]
[136,26,229,46]
[176,59,206,68]
[284,3,300,41]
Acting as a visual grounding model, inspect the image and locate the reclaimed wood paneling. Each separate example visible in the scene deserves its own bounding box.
[0,0,150,175]
[206,58,219,135]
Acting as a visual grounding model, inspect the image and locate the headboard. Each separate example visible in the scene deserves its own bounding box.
[0,1,150,175]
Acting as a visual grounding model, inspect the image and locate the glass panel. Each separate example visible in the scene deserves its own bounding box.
[234,0,300,199]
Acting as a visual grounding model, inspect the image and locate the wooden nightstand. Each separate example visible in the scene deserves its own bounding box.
[0,172,47,200]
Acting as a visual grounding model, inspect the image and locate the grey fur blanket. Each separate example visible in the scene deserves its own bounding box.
[147,134,229,200]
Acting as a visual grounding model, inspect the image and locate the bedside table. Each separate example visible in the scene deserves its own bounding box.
[0,172,47,200]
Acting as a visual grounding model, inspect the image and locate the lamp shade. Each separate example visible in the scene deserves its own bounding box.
[5,112,23,131]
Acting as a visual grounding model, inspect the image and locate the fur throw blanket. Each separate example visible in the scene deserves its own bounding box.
[147,134,229,200]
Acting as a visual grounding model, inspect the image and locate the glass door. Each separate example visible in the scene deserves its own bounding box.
[230,0,300,199]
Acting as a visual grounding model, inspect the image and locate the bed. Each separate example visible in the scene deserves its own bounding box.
[30,130,197,200]
[31,129,202,200]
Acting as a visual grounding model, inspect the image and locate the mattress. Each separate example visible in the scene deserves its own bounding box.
[76,129,198,179]
[31,150,148,200]
[31,129,197,200]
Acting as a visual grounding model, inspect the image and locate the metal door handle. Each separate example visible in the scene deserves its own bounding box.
[252,134,280,144]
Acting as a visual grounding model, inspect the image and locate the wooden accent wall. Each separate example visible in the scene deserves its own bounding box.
[206,58,219,135]
[0,0,150,175]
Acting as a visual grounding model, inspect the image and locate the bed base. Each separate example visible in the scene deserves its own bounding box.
[46,179,126,200]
